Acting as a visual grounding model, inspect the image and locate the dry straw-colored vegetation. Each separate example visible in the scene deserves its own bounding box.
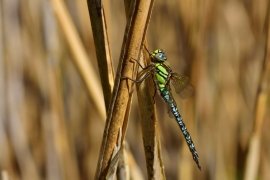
[0,0,270,180]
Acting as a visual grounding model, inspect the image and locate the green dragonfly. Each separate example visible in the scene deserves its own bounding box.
[122,47,201,170]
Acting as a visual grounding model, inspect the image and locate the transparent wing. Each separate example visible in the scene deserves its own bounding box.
[170,73,194,99]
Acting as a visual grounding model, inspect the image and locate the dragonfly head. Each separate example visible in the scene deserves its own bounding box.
[150,49,167,62]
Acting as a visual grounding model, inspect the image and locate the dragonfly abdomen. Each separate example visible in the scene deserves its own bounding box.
[159,88,201,170]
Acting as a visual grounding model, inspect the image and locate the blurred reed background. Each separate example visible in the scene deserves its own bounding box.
[0,0,270,180]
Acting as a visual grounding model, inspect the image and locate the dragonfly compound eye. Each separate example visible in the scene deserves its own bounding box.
[155,52,167,61]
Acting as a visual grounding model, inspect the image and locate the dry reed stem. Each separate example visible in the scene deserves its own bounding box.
[136,48,166,179]
[94,0,154,179]
[115,142,130,180]
[0,3,8,179]
[3,0,40,179]
[46,66,81,180]
[244,3,270,180]
[114,140,150,180]
[40,2,63,179]
[87,0,115,111]
[1,171,11,180]
[87,1,143,178]
[50,0,106,120]
[119,1,145,179]
[114,96,134,179]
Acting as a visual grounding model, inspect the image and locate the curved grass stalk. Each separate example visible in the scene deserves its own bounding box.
[87,0,115,111]
[244,4,270,180]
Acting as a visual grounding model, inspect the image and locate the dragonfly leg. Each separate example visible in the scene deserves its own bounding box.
[143,44,151,55]
[121,70,153,83]
[130,58,145,69]
[130,58,154,70]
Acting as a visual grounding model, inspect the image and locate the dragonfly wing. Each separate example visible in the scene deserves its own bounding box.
[171,74,194,99]
[178,83,194,99]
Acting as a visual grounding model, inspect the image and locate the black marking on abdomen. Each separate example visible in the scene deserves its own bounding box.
[159,88,201,170]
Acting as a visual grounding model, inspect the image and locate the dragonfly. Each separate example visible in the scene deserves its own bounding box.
[122,47,201,170]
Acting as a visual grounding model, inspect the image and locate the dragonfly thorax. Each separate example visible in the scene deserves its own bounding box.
[150,49,167,63]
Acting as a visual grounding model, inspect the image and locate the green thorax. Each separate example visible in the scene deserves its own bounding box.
[154,62,172,89]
